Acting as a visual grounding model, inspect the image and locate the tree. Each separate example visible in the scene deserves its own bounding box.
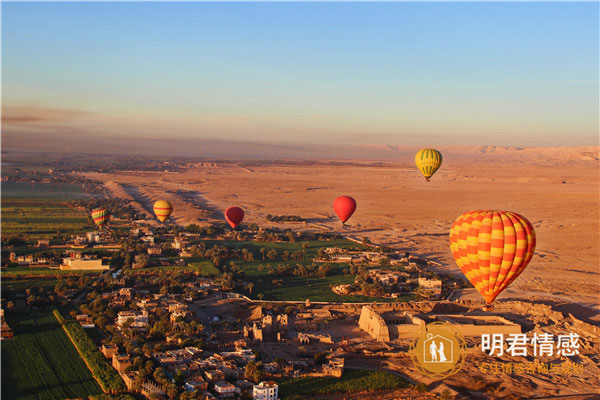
[244,361,264,382]
[266,249,277,261]
[314,351,328,365]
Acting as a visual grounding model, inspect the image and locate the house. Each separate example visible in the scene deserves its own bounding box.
[322,358,344,377]
[76,314,95,328]
[1,310,13,340]
[101,344,119,358]
[112,353,132,374]
[184,375,209,391]
[204,369,225,382]
[119,288,134,299]
[253,381,278,400]
[213,381,236,397]
[147,246,162,255]
[116,310,148,328]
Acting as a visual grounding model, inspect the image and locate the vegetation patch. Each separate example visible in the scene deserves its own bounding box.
[52,308,126,393]
[278,369,411,399]
[1,308,103,400]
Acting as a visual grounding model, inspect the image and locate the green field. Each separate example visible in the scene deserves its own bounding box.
[1,182,89,199]
[1,198,90,240]
[1,309,103,400]
[217,239,403,302]
[127,258,221,276]
[1,278,60,293]
[278,369,411,399]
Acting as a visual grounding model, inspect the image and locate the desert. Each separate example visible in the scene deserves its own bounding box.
[82,147,600,312]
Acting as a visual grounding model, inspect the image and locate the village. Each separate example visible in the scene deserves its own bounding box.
[3,196,598,400]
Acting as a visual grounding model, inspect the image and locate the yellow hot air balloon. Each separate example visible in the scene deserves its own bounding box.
[153,200,173,223]
[449,210,536,306]
[415,149,443,181]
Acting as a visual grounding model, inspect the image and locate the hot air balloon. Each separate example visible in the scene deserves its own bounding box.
[449,210,536,306]
[153,200,173,223]
[333,196,356,224]
[91,208,110,228]
[225,207,244,229]
[415,149,443,182]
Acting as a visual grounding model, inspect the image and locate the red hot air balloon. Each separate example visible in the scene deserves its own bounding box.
[333,196,356,224]
[225,207,244,229]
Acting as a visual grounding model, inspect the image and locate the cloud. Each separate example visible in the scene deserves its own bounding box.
[1,106,93,125]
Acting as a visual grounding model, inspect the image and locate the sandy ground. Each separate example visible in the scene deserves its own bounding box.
[81,159,599,310]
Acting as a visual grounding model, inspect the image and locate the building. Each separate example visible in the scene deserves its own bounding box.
[1,309,13,340]
[147,246,162,255]
[112,353,132,374]
[418,278,442,297]
[358,306,424,341]
[184,375,209,391]
[204,369,225,382]
[253,381,278,400]
[116,310,148,328]
[213,381,236,397]
[60,258,108,270]
[101,344,119,358]
[359,306,521,342]
[322,358,344,377]
[86,231,101,244]
[76,314,95,328]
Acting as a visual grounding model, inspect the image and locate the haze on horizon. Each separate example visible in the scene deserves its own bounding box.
[2,2,598,147]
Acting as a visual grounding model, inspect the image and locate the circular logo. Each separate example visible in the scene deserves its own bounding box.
[409,322,466,379]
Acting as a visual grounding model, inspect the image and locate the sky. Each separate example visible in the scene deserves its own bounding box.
[2,1,598,146]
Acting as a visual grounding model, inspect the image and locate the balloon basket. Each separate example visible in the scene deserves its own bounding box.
[482,303,494,311]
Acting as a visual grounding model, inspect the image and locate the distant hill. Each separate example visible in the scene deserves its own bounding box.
[2,131,598,164]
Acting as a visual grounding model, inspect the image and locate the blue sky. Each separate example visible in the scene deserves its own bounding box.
[2,2,598,146]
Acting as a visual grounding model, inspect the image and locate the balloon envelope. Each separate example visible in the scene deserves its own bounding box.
[449,210,536,304]
[91,208,110,228]
[333,196,357,223]
[153,200,173,223]
[225,207,244,228]
[415,149,443,181]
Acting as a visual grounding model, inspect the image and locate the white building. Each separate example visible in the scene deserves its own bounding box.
[116,310,148,328]
[253,381,278,400]
[86,231,101,243]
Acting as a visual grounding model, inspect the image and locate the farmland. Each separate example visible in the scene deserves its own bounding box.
[1,308,103,400]
[1,182,90,199]
[1,198,90,241]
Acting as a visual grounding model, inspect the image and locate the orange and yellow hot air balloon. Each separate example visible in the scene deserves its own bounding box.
[415,149,442,182]
[153,200,173,223]
[449,210,536,305]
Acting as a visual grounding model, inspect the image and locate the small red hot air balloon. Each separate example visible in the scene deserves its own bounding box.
[333,196,356,224]
[225,207,244,229]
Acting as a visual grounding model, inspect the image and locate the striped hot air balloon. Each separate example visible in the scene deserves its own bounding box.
[153,200,173,223]
[415,149,443,181]
[91,208,110,228]
[449,210,536,305]
[333,196,357,224]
